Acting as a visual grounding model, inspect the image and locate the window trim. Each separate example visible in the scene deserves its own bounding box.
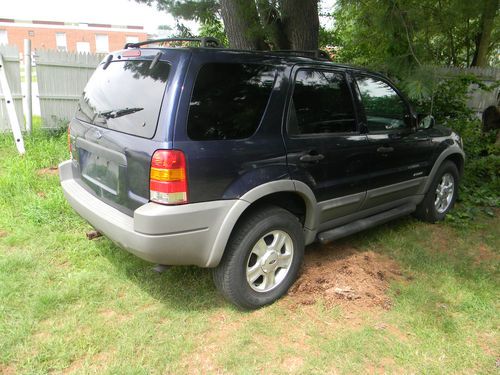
[0,29,8,45]
[286,66,360,138]
[55,32,67,51]
[95,34,110,53]
[351,72,414,134]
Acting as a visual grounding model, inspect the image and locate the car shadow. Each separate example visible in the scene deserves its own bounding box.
[96,240,228,312]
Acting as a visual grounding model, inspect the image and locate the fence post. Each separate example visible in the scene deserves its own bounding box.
[24,39,32,134]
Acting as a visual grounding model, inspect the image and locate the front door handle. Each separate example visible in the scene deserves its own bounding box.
[299,153,325,162]
[377,146,394,153]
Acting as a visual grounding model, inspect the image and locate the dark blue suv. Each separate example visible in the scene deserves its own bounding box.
[59,38,464,309]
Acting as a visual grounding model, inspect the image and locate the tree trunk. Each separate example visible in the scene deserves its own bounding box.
[220,0,268,49]
[256,0,290,49]
[471,0,498,67]
[281,0,319,50]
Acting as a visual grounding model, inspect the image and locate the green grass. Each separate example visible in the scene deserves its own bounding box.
[1,119,498,374]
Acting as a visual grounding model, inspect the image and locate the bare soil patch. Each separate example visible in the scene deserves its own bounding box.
[98,309,131,323]
[425,223,499,266]
[477,331,498,357]
[287,243,403,310]
[365,357,398,374]
[62,351,114,374]
[181,311,246,374]
[0,364,16,375]
[281,356,304,372]
[182,309,314,373]
[36,167,58,176]
[0,229,8,238]
[474,243,499,264]
[427,224,455,253]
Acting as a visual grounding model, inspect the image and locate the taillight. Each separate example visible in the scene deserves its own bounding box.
[150,150,188,205]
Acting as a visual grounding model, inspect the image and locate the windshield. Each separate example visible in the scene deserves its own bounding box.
[76,60,170,138]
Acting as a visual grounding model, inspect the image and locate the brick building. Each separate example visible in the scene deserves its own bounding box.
[0,19,148,54]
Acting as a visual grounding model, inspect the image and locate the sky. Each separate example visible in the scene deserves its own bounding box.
[2,0,336,34]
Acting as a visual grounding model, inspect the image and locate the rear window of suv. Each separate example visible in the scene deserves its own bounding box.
[76,60,170,138]
[187,63,276,140]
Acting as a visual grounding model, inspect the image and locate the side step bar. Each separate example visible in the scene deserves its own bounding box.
[317,204,416,244]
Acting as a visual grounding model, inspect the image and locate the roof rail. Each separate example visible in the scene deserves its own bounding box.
[271,49,331,60]
[124,37,221,49]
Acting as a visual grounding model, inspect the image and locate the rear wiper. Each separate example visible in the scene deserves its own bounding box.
[98,107,144,119]
[149,51,163,70]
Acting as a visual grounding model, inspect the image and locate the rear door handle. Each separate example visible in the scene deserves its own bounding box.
[299,153,325,162]
[377,146,394,153]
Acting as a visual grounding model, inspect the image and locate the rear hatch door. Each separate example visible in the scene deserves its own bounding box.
[69,48,189,215]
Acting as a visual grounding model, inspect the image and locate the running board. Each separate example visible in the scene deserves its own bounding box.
[317,204,416,244]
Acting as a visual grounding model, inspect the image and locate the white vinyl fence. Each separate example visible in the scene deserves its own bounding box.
[431,66,500,118]
[464,68,500,116]
[36,50,102,129]
[0,45,24,132]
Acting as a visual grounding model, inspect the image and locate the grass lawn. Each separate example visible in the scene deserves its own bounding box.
[0,121,498,374]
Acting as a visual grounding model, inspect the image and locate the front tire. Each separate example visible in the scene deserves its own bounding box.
[213,205,304,310]
[414,161,459,223]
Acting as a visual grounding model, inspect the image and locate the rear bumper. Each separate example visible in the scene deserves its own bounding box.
[59,160,236,267]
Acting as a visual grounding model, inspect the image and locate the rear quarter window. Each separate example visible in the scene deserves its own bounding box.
[187,63,277,140]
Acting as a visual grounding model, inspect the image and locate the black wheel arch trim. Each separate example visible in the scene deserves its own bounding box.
[206,179,317,267]
[418,145,464,195]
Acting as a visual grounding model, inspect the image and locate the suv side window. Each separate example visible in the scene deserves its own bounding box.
[288,69,356,135]
[187,63,276,140]
[354,75,408,132]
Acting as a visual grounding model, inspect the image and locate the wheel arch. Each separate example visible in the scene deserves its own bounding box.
[205,180,318,267]
[419,145,465,195]
[445,152,464,178]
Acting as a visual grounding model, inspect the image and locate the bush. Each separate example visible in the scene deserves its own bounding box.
[402,72,500,216]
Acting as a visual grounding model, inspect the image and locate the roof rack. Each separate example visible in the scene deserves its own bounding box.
[270,49,331,60]
[124,37,221,49]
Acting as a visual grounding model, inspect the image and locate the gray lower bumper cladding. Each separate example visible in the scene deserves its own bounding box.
[59,160,236,267]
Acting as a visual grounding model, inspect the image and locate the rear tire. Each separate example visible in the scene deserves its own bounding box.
[213,205,304,310]
[414,161,459,223]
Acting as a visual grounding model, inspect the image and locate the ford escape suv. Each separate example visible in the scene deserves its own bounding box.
[59,37,464,309]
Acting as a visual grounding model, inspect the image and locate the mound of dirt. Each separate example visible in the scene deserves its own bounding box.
[287,243,403,310]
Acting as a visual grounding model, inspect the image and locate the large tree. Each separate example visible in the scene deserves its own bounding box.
[135,0,320,50]
[472,0,500,67]
[333,0,499,69]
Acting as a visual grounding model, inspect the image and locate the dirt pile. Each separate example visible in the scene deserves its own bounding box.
[288,243,403,309]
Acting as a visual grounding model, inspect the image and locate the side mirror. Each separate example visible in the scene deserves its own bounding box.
[418,114,435,129]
